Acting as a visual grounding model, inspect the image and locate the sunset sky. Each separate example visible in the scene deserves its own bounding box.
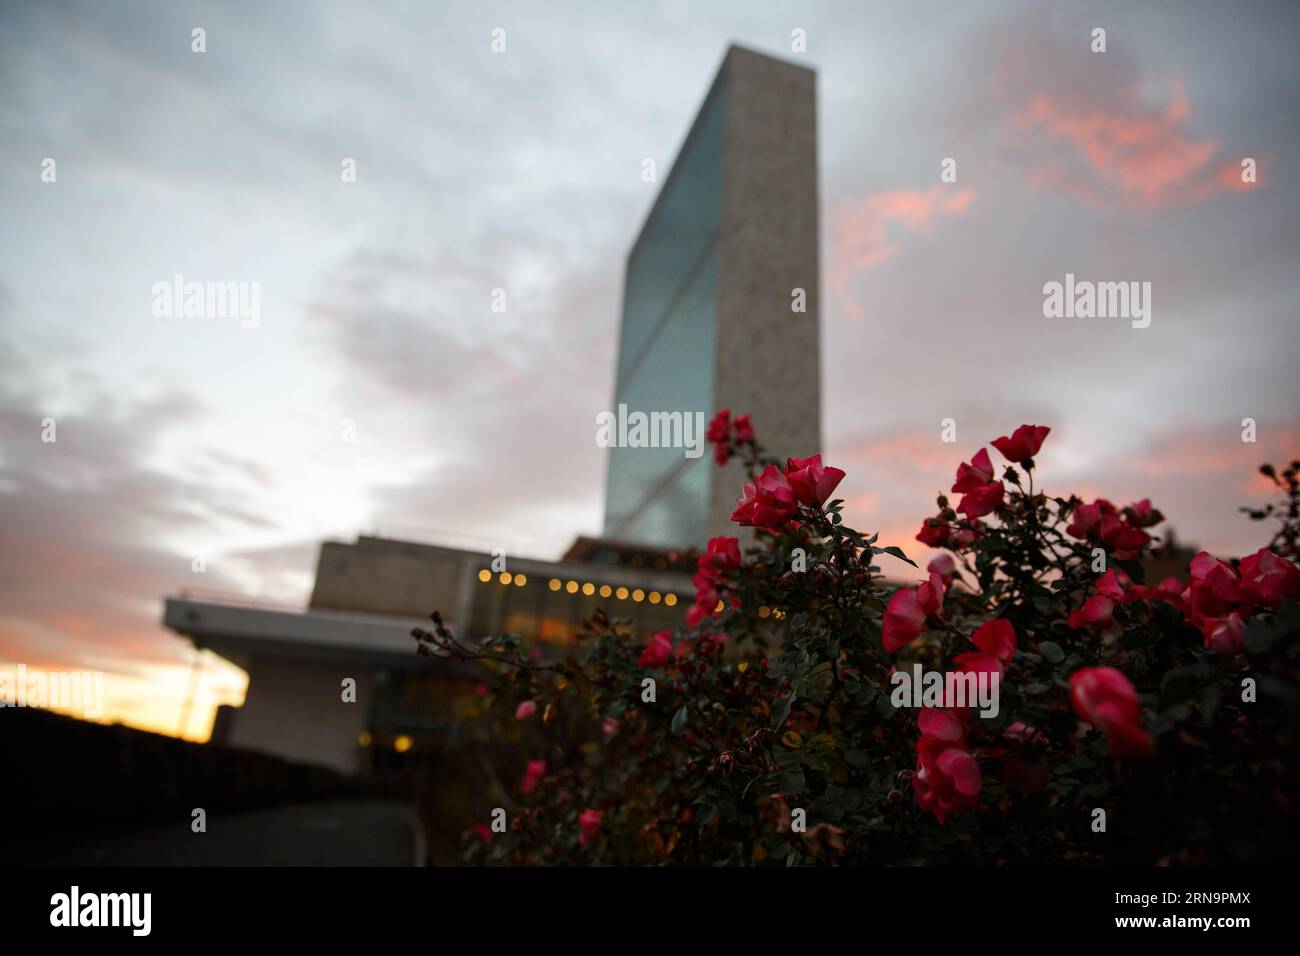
[2,0,1297,740]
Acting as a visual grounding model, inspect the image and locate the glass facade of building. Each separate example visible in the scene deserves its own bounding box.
[603,84,724,548]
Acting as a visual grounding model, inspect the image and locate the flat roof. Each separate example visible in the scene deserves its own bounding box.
[163,597,455,672]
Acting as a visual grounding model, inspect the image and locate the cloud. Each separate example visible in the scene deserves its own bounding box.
[308,237,622,554]
[981,17,1257,210]
[829,185,976,318]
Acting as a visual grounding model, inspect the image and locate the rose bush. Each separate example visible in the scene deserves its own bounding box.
[415,420,1300,865]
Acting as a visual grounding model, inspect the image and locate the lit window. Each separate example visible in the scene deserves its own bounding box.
[478,569,491,583]
[664,593,678,607]
[499,572,513,585]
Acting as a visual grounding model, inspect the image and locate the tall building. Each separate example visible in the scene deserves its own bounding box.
[603,45,822,548]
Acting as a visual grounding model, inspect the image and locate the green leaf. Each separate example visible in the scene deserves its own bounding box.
[781,771,806,794]
[771,693,796,730]
[844,748,871,770]
[874,545,918,568]
[1038,641,1065,664]
[671,705,688,735]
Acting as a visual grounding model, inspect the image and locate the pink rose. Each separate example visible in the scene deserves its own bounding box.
[578,808,602,845]
[783,454,847,507]
[991,424,1050,464]
[638,630,674,668]
[1069,667,1149,758]
[957,481,1004,519]
[951,448,994,494]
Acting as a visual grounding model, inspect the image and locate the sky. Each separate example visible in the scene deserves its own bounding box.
[1,0,1298,741]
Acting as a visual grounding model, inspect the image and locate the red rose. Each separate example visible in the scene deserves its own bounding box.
[882,572,945,652]
[916,708,967,763]
[1095,569,1130,603]
[730,465,799,532]
[521,759,546,795]
[970,619,1016,664]
[706,409,730,444]
[700,535,741,576]
[733,413,754,443]
[957,480,1004,519]
[638,631,674,668]
[1238,547,1300,607]
[784,454,847,507]
[914,708,982,823]
[882,589,927,652]
[1204,612,1247,655]
[578,808,602,845]
[916,517,952,548]
[1126,498,1165,528]
[1099,514,1149,559]
[912,715,982,826]
[952,649,1003,678]
[685,595,716,629]
[991,424,1050,464]
[1065,498,1115,539]
[1069,667,1149,758]
[1181,552,1250,637]
[951,448,994,494]
[1067,595,1115,630]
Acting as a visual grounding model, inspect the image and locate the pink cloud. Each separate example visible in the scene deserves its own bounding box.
[1011,79,1257,208]
[830,185,976,318]
[976,18,1264,213]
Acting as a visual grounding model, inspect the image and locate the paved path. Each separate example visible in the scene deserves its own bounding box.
[23,800,422,866]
